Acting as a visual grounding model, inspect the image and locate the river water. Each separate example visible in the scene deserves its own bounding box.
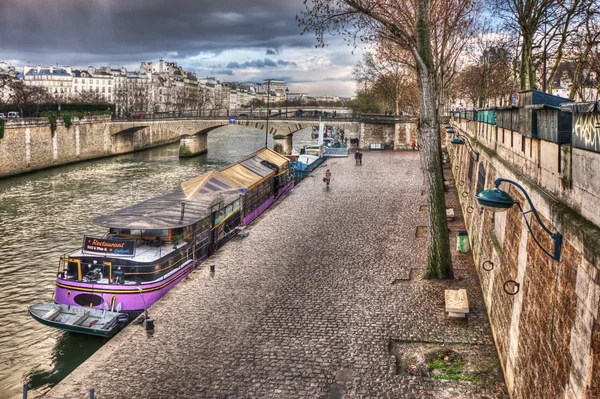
[0,125,313,399]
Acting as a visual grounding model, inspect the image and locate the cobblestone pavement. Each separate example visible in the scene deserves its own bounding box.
[47,151,507,399]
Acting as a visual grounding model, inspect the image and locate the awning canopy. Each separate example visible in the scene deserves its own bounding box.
[221,164,263,189]
[93,171,244,230]
[92,190,211,229]
[181,170,247,199]
[526,104,561,111]
[561,102,600,114]
[257,148,289,168]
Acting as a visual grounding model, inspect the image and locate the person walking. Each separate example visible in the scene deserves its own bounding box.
[411,140,417,151]
[358,151,363,165]
[354,150,360,165]
[324,169,332,187]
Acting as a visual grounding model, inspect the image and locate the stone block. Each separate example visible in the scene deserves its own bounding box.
[446,208,455,221]
[445,289,469,318]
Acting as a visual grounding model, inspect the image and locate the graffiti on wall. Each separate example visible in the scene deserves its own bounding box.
[573,112,600,153]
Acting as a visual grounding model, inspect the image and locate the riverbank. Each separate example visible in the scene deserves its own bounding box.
[0,127,282,399]
[46,151,507,398]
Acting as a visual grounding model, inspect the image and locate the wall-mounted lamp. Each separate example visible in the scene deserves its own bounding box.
[450,132,480,162]
[474,177,562,261]
[446,128,455,134]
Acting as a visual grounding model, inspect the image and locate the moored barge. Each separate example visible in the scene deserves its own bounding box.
[33,148,294,335]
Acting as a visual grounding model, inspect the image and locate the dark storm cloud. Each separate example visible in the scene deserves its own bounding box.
[0,0,313,65]
[225,58,295,69]
[277,59,296,66]
[215,69,234,75]
[266,49,279,55]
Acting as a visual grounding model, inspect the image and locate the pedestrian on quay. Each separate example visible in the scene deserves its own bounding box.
[358,151,363,165]
[354,150,360,165]
[411,140,417,151]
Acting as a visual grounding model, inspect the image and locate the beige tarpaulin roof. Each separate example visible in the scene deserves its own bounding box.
[257,148,289,168]
[221,164,263,190]
[181,170,247,199]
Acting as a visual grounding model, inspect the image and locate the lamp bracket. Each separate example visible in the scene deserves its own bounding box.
[494,178,562,261]
[455,132,480,162]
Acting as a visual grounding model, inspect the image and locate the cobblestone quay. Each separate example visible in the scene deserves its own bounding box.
[48,151,507,398]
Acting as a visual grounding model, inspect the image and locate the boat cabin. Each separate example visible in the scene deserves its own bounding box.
[57,171,245,287]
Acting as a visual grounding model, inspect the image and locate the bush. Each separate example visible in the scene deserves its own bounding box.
[48,114,57,136]
[63,114,72,128]
[0,103,115,117]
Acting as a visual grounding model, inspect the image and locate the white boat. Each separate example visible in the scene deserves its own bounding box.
[28,303,128,338]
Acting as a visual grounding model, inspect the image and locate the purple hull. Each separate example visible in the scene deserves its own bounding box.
[54,260,197,312]
[242,195,275,226]
[276,182,294,199]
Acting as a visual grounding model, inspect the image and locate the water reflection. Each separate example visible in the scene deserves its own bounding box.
[24,332,105,396]
[0,125,310,399]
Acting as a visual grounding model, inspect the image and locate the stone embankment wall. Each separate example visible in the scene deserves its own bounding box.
[359,118,418,150]
[447,118,600,398]
[0,117,191,178]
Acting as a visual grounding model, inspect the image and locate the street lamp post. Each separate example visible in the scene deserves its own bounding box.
[285,87,289,119]
[265,79,271,148]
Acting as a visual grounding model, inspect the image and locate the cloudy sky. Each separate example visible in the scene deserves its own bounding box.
[0,0,364,97]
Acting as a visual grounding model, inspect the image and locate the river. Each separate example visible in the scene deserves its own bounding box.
[0,125,313,399]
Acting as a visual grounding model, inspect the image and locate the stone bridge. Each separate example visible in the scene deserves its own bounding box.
[110,116,418,156]
[0,115,417,178]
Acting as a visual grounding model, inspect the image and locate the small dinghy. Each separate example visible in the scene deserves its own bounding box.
[29,303,127,338]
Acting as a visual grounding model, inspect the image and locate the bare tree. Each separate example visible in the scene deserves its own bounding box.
[71,89,106,104]
[197,86,213,116]
[567,4,600,99]
[299,0,479,278]
[354,51,419,114]
[8,80,51,116]
[173,84,186,113]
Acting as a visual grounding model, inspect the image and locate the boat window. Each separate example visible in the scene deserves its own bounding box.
[142,229,168,238]
[233,199,240,209]
[226,204,232,215]
[119,229,132,235]
[214,209,225,225]
[66,261,79,277]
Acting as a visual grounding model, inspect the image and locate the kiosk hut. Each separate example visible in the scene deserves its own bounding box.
[561,101,600,153]
[519,89,574,143]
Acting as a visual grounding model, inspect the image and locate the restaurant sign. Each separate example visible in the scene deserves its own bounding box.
[83,236,136,256]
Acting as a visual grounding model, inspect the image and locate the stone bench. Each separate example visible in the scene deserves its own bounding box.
[445,289,469,318]
[446,208,455,221]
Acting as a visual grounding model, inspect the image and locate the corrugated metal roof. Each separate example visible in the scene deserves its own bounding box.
[221,164,263,189]
[240,157,276,178]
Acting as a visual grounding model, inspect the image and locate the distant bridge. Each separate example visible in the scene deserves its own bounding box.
[0,115,417,178]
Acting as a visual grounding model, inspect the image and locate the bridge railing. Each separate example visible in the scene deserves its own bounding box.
[109,114,363,122]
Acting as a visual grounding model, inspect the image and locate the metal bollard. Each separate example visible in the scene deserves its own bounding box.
[23,383,28,399]
[210,264,215,273]
[90,388,95,399]
[145,318,155,331]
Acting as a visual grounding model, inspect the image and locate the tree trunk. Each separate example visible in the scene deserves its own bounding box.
[416,0,453,279]
[520,33,535,90]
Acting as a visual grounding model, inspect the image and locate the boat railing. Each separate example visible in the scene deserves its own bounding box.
[108,249,194,283]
